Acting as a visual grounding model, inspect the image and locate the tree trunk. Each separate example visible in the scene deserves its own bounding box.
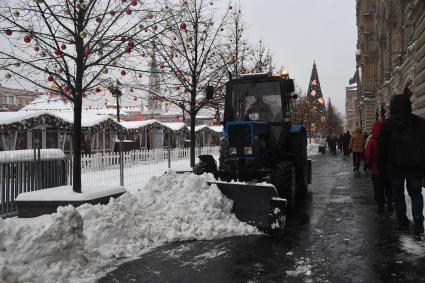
[190,112,196,167]
[72,95,82,193]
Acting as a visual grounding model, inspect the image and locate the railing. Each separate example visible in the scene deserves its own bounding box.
[1,146,219,218]
[78,146,219,171]
[0,150,68,217]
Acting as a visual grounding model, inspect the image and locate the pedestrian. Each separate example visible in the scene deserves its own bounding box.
[329,134,337,155]
[377,94,425,235]
[364,119,393,214]
[349,127,365,173]
[362,131,369,172]
[343,131,351,156]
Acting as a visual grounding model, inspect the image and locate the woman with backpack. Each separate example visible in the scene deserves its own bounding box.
[364,119,393,213]
[349,127,365,173]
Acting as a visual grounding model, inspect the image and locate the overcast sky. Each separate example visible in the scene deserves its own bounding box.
[241,0,357,114]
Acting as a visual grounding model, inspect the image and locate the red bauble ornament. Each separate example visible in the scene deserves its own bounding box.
[110,10,116,16]
[160,63,165,69]
[126,9,132,15]
[220,27,224,31]
[121,70,126,76]
[130,88,134,92]
[54,48,62,56]
[96,16,102,23]
[125,46,132,53]
[95,87,101,93]
[128,41,135,48]
[60,43,67,50]
[131,0,137,6]
[179,22,187,30]
[34,46,40,52]
[47,75,54,82]
[138,74,142,78]
[64,85,71,92]
[24,35,31,43]
[5,29,12,36]
[83,47,91,57]
[122,0,127,2]
[121,36,127,42]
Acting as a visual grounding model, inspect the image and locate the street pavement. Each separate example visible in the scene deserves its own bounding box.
[100,153,425,283]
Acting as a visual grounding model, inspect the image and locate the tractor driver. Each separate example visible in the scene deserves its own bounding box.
[246,95,274,122]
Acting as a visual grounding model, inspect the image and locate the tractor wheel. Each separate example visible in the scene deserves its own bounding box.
[289,130,308,195]
[272,160,296,210]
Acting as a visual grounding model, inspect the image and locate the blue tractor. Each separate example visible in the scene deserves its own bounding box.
[194,72,312,234]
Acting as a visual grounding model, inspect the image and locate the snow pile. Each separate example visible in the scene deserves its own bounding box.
[286,257,312,280]
[0,172,258,283]
[307,143,320,156]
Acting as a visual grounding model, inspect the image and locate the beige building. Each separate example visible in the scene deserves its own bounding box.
[355,0,425,132]
[0,86,39,111]
[345,85,358,132]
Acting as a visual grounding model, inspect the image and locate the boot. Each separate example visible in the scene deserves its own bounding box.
[397,217,410,231]
[414,217,424,235]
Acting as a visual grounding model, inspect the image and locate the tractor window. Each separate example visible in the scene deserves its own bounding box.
[244,95,282,122]
[231,81,281,121]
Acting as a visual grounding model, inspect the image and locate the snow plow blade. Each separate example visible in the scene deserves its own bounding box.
[208,181,287,233]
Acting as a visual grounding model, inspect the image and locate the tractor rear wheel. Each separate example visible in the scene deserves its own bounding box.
[289,130,308,195]
[272,160,296,210]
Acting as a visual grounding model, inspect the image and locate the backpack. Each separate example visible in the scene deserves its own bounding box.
[390,118,425,167]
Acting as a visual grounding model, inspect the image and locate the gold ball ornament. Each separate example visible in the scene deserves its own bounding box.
[12,11,20,17]
[5,73,12,79]
[79,31,87,39]
[101,68,108,74]
[79,2,87,10]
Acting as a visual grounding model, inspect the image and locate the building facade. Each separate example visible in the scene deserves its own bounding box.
[345,85,358,132]
[0,86,39,111]
[355,0,424,132]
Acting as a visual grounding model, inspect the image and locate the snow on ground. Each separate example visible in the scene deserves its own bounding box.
[307,143,320,156]
[0,172,259,283]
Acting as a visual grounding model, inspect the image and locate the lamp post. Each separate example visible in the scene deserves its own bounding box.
[108,85,124,186]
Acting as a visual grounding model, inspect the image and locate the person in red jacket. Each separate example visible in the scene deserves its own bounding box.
[364,119,394,213]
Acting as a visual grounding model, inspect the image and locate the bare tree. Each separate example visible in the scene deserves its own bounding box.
[322,98,344,137]
[292,88,324,141]
[0,0,169,192]
[149,0,232,167]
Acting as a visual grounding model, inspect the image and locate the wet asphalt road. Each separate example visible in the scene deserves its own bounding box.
[100,153,425,283]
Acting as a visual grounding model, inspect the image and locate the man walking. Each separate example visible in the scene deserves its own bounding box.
[349,128,365,173]
[377,94,425,235]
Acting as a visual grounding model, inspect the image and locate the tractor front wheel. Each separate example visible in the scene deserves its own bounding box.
[272,160,296,210]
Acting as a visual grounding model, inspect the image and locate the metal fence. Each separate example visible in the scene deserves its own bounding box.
[0,146,219,218]
[0,149,68,217]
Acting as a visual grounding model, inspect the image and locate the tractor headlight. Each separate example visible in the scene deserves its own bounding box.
[229,147,237,155]
[244,146,253,155]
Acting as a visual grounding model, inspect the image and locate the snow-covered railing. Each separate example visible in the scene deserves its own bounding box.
[78,146,220,170]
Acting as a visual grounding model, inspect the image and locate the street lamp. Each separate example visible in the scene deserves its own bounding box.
[108,85,123,122]
[108,84,124,186]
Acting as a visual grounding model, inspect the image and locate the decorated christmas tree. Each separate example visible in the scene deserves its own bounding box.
[306,61,326,115]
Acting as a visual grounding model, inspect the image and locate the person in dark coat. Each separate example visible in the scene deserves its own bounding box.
[343,131,352,156]
[365,119,393,213]
[377,94,425,234]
